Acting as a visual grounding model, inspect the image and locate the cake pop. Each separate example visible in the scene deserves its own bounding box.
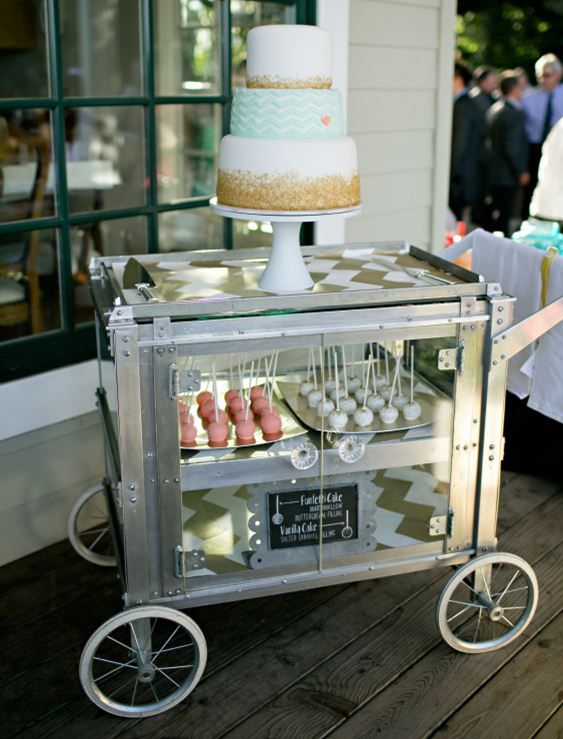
[225,356,238,404]
[373,346,386,389]
[328,348,349,431]
[379,363,399,425]
[307,351,322,408]
[196,390,213,408]
[235,360,257,443]
[324,348,337,395]
[180,420,197,447]
[353,355,375,427]
[402,345,422,421]
[345,345,361,392]
[366,348,385,411]
[392,363,407,410]
[260,351,283,440]
[317,398,335,417]
[207,360,229,446]
[299,349,315,397]
[337,346,357,414]
[200,397,218,420]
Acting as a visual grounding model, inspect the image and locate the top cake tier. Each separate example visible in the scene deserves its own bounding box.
[246,25,332,89]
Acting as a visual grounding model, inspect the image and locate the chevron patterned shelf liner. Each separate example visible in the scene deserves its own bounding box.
[129,247,463,304]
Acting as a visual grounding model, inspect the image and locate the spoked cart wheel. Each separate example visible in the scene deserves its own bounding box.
[80,606,207,718]
[68,484,116,567]
[437,552,538,654]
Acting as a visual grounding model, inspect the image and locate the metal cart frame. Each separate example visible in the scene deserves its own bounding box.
[70,241,562,718]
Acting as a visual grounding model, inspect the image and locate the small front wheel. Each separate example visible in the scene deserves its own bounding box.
[68,484,116,567]
[437,552,538,654]
[80,606,207,717]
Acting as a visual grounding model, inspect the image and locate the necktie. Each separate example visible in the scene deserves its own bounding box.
[541,92,553,142]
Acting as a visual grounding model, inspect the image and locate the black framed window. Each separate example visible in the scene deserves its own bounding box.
[0,0,315,382]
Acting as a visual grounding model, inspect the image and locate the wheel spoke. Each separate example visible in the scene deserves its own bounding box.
[460,578,480,597]
[491,586,528,597]
[153,665,181,689]
[502,605,526,610]
[81,527,109,536]
[151,624,182,663]
[447,603,483,623]
[153,664,193,670]
[151,644,193,655]
[95,657,137,683]
[501,615,515,629]
[87,529,109,551]
[149,680,160,704]
[94,656,137,669]
[496,570,521,605]
[473,607,483,642]
[108,634,135,653]
[480,567,493,602]
[449,599,484,608]
[131,677,139,706]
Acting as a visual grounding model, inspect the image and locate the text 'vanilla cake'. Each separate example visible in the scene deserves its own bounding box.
[216,24,360,212]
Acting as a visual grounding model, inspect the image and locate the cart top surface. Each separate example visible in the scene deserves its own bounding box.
[91,242,491,322]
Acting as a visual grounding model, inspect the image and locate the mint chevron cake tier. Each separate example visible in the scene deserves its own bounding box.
[230,88,344,139]
[217,135,360,211]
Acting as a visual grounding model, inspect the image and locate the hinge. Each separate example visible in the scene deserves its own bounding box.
[429,508,455,537]
[168,364,201,399]
[437,341,465,373]
[174,546,206,578]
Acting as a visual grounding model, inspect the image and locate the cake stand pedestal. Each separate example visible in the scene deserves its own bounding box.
[210,198,361,293]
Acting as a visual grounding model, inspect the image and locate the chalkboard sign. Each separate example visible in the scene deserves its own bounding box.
[268,484,358,550]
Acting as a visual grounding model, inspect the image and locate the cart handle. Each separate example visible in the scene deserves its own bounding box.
[490,296,563,367]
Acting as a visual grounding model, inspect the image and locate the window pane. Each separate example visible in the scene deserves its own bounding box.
[0,227,60,341]
[0,109,55,224]
[233,218,272,249]
[73,215,147,323]
[0,0,49,98]
[59,0,142,97]
[157,104,220,203]
[159,208,223,252]
[65,106,145,214]
[231,1,296,88]
[154,0,220,96]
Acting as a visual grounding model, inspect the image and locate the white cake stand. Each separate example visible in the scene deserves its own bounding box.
[210,197,361,293]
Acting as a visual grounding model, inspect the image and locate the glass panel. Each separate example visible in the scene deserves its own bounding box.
[156,104,220,203]
[59,0,142,97]
[0,227,60,341]
[231,1,296,88]
[0,109,55,223]
[154,0,220,97]
[159,208,223,252]
[0,0,49,98]
[72,215,147,324]
[65,106,145,214]
[233,218,272,249]
[168,328,455,593]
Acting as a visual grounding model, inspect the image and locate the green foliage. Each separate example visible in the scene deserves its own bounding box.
[456,1,563,79]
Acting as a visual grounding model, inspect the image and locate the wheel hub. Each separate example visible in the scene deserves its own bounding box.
[137,664,156,683]
[488,605,505,622]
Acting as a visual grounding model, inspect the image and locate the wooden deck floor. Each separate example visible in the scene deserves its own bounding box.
[2,470,562,739]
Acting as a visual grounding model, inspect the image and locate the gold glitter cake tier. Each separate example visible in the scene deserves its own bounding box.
[217,170,361,211]
[246,75,332,89]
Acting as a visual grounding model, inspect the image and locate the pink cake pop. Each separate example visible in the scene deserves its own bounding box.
[260,351,283,440]
[224,356,238,404]
[201,398,219,420]
[180,421,197,447]
[196,390,212,408]
[236,359,258,443]
[207,360,229,446]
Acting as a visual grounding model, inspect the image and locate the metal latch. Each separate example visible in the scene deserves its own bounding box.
[168,364,201,399]
[437,342,465,373]
[175,546,206,578]
[429,508,454,537]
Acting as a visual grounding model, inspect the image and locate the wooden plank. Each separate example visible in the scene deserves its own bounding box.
[186,494,563,738]
[0,538,76,595]
[356,131,434,175]
[431,614,563,738]
[349,46,437,90]
[327,546,563,738]
[350,0,439,49]
[533,707,563,738]
[348,90,436,134]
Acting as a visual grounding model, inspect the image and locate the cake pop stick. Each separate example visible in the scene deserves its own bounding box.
[300,348,314,397]
[380,362,399,424]
[353,353,374,426]
[393,361,408,410]
[211,358,219,422]
[342,346,349,396]
[316,346,334,417]
[403,344,422,420]
[307,348,323,408]
[245,360,255,421]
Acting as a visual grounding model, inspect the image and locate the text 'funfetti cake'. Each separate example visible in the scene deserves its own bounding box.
[216,24,360,212]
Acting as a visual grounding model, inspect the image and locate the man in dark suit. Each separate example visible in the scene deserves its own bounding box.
[449,62,481,221]
[470,66,498,226]
[485,70,530,236]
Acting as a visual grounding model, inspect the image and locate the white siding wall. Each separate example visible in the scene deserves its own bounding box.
[346,0,456,250]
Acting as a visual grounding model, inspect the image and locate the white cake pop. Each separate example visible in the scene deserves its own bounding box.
[402,345,422,420]
[340,395,357,415]
[317,398,335,417]
[365,347,385,411]
[299,348,314,397]
[379,362,399,425]
[353,354,375,427]
[306,350,322,407]
[330,386,346,403]
[324,348,337,394]
[392,364,407,410]
[354,385,368,403]
[328,349,349,431]
[374,346,386,389]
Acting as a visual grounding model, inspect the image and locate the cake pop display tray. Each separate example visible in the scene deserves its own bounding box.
[276,375,450,436]
[180,383,307,451]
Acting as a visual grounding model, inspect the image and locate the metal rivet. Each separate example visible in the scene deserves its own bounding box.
[152,591,159,597]
[122,336,129,342]
[501,354,506,360]
[158,347,164,354]
[489,455,495,461]
[493,360,498,366]
[167,591,173,596]
[463,445,468,450]
[128,484,136,491]
[498,306,504,312]
[445,363,450,368]
[502,335,507,340]
[456,444,461,450]
[472,443,477,448]
[129,496,137,503]
[494,339,498,345]
[175,588,182,595]
[471,324,476,329]
[123,350,130,357]
[497,319,503,325]
[116,310,122,315]
[169,347,175,352]
[282,579,288,584]
[489,444,495,450]
[164,479,170,484]
[174,478,179,484]
[473,418,478,424]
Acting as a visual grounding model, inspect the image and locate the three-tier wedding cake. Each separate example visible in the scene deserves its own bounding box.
[216,24,360,212]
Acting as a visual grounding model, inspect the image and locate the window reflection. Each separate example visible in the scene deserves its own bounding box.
[0,227,59,341]
[157,104,220,203]
[233,219,273,249]
[0,0,49,98]
[0,109,55,224]
[154,0,220,96]
[159,208,223,251]
[60,0,142,97]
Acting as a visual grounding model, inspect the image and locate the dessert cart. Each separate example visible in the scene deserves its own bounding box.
[72,241,563,718]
